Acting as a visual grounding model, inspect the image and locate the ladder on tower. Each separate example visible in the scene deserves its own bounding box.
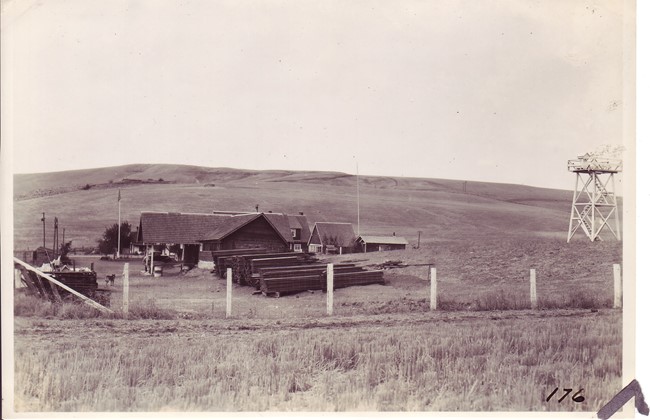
[566,158,621,242]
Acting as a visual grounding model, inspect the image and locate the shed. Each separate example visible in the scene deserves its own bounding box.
[307,222,357,254]
[14,247,54,267]
[356,235,409,252]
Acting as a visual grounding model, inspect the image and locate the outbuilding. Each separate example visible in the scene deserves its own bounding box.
[356,235,409,252]
[307,222,357,254]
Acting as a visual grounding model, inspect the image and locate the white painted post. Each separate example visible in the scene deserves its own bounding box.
[613,264,622,309]
[122,263,129,315]
[327,263,334,316]
[226,268,232,318]
[430,267,437,310]
[15,268,22,289]
[150,246,155,277]
[530,269,538,309]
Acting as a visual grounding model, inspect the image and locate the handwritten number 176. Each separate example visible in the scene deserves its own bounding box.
[546,388,585,403]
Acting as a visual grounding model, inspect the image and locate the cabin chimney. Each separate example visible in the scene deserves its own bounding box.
[255,204,259,212]
[393,232,395,236]
[299,212,304,215]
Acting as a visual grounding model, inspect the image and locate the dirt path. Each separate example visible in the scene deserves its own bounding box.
[14,308,611,342]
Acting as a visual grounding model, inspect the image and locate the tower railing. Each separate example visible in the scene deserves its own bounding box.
[567,155,622,173]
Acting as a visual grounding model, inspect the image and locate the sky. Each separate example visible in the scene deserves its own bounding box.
[1,0,633,190]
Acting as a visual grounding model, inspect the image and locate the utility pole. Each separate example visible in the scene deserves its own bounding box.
[417,231,422,249]
[117,189,121,259]
[41,213,46,249]
[53,217,59,258]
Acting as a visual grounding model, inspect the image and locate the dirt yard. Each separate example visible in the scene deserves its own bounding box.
[77,237,622,317]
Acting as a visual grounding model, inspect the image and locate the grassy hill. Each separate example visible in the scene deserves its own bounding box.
[13,164,585,250]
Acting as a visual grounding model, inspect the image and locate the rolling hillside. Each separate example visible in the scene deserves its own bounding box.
[13,164,586,250]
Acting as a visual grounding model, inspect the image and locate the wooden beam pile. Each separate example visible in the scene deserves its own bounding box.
[237,253,318,287]
[259,269,385,297]
[211,248,271,278]
[16,265,109,305]
[211,250,385,297]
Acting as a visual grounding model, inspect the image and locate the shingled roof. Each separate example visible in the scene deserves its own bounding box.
[200,213,271,242]
[264,213,310,243]
[138,212,257,245]
[310,222,357,247]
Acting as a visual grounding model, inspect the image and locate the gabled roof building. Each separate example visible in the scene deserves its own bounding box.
[356,235,409,252]
[307,222,357,254]
[137,210,311,265]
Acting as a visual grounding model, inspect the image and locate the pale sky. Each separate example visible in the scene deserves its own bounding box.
[1,0,633,190]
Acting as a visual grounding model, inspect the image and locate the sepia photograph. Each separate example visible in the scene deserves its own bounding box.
[1,0,644,418]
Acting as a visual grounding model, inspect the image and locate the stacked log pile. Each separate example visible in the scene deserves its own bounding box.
[17,266,109,305]
[259,266,384,296]
[238,253,318,286]
[211,248,270,278]
[210,249,385,297]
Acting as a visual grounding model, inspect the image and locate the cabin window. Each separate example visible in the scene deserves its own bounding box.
[293,243,302,252]
[291,228,300,239]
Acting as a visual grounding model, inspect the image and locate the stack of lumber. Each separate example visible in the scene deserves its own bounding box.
[210,249,385,297]
[236,253,318,286]
[49,271,99,297]
[18,267,101,302]
[211,248,271,278]
[259,265,385,297]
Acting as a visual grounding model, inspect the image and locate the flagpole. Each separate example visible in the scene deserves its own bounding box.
[117,189,121,259]
[356,162,360,237]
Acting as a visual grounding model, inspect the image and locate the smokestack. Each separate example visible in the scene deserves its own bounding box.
[255,204,259,213]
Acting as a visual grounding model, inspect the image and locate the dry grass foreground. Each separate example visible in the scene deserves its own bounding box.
[14,309,620,412]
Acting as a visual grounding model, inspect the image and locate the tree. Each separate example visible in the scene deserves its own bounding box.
[59,241,73,263]
[97,222,132,256]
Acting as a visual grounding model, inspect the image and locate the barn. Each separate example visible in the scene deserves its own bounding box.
[307,222,357,254]
[138,212,231,266]
[138,211,307,268]
[356,235,409,252]
[199,213,289,252]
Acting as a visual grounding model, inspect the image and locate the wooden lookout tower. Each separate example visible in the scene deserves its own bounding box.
[567,153,622,242]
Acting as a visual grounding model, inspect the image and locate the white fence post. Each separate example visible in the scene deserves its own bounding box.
[122,263,129,315]
[15,268,22,289]
[613,264,622,309]
[226,268,232,318]
[430,267,437,310]
[327,263,334,316]
[530,269,538,309]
